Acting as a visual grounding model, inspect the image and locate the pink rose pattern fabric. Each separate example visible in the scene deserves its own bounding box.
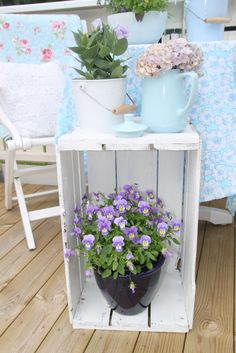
[0,14,81,78]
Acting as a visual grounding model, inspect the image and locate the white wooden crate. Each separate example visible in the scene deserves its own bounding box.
[56,124,201,332]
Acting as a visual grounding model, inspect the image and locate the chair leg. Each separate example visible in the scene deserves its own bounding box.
[4,146,15,210]
[14,177,36,250]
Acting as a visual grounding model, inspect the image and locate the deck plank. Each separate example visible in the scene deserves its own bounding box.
[0,265,67,353]
[0,234,63,336]
[36,309,94,353]
[83,330,139,353]
[183,220,234,352]
[0,218,61,292]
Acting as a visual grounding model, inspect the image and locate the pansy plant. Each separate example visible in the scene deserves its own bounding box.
[67,184,180,292]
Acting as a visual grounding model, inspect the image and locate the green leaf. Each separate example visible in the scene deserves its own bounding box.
[117,263,125,275]
[172,237,180,245]
[113,38,128,56]
[98,45,111,58]
[111,65,123,78]
[112,261,118,271]
[73,68,87,78]
[102,269,112,278]
[113,270,119,280]
[146,262,153,270]
[94,58,112,70]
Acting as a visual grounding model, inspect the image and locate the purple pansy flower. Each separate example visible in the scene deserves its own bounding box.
[171,220,181,233]
[140,235,151,249]
[138,201,151,216]
[73,214,79,224]
[146,190,155,199]
[72,226,81,237]
[86,204,96,220]
[124,226,138,243]
[114,216,128,229]
[131,191,142,202]
[114,24,129,39]
[82,234,95,250]
[91,18,103,30]
[112,236,125,252]
[116,198,128,213]
[162,248,172,258]
[103,205,115,220]
[64,249,76,258]
[126,251,134,260]
[97,216,111,236]
[85,268,93,277]
[157,222,168,237]
[123,184,134,194]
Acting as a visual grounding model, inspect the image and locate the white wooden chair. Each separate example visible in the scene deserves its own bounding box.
[0,61,68,249]
[0,13,83,249]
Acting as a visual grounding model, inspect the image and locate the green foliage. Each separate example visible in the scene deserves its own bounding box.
[71,184,181,289]
[70,22,128,80]
[98,0,168,19]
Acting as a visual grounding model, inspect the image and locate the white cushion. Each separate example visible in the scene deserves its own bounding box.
[0,62,65,138]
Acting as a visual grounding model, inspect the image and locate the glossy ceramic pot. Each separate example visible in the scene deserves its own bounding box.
[94,253,165,315]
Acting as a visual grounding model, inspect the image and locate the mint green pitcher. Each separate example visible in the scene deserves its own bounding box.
[141,69,198,133]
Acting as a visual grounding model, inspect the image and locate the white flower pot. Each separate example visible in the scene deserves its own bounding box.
[107,11,167,45]
[72,78,127,134]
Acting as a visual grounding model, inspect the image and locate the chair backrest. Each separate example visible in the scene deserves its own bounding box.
[0,14,81,140]
[0,61,65,140]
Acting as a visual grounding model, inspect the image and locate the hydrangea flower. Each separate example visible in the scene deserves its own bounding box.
[140,235,151,249]
[112,236,125,253]
[157,222,169,237]
[82,234,95,250]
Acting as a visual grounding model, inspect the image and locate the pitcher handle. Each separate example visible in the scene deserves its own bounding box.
[177,71,198,118]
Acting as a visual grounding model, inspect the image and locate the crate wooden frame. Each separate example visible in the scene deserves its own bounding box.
[56,124,201,332]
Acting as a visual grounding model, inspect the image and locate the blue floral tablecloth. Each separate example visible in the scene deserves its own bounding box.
[123,41,236,214]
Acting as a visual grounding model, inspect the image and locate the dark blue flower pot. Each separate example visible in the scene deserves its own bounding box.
[94,253,165,315]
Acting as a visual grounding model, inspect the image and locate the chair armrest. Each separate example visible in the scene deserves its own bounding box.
[0,103,23,149]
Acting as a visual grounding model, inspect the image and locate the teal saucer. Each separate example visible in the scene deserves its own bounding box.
[112,114,148,138]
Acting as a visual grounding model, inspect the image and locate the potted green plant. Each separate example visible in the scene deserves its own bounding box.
[70,18,131,133]
[98,0,168,44]
[65,184,180,315]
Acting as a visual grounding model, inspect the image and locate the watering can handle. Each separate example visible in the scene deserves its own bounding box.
[177,72,198,118]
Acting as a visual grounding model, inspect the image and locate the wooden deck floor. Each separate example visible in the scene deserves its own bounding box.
[0,182,235,353]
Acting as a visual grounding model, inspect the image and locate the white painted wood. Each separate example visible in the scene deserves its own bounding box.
[73,276,111,329]
[87,152,116,194]
[57,150,87,323]
[149,262,188,332]
[116,151,157,191]
[0,0,98,14]
[57,125,201,332]
[181,148,201,329]
[29,206,61,221]
[199,205,233,225]
[58,125,200,152]
[14,177,36,250]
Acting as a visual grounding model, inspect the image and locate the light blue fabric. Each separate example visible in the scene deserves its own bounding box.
[123,42,236,213]
[0,14,81,138]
